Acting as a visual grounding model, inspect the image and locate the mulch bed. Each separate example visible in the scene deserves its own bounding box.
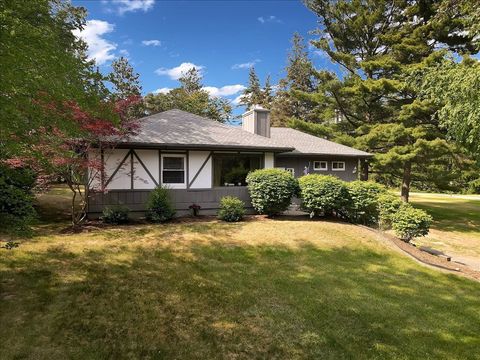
[374,229,480,282]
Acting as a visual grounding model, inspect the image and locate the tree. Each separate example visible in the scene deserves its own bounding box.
[108,57,144,119]
[302,0,477,201]
[0,0,109,158]
[270,33,318,126]
[239,67,264,109]
[144,69,232,122]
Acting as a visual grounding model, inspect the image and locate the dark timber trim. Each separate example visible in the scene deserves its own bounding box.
[104,149,131,188]
[130,151,134,190]
[132,150,159,187]
[188,151,212,188]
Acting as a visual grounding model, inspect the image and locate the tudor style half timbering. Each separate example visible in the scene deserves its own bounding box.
[87,108,371,218]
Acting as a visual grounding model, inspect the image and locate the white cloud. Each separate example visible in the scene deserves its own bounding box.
[232,94,245,105]
[119,49,130,58]
[232,59,261,70]
[203,85,246,97]
[107,0,155,15]
[153,87,172,94]
[155,62,204,80]
[142,39,161,46]
[73,20,117,65]
[257,15,282,24]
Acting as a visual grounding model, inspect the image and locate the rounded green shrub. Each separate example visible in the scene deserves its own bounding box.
[101,205,130,224]
[218,196,245,222]
[299,174,350,217]
[346,181,387,225]
[392,206,432,242]
[146,186,176,222]
[246,169,299,216]
[377,193,404,229]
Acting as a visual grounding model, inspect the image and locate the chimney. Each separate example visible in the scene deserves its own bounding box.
[241,105,271,137]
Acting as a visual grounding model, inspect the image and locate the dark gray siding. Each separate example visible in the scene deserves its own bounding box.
[275,155,359,182]
[88,187,252,218]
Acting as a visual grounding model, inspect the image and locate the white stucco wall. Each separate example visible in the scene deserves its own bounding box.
[264,152,274,168]
[188,151,212,189]
[104,149,131,190]
[133,150,159,189]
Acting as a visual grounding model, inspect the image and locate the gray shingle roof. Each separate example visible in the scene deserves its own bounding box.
[120,109,293,151]
[270,127,372,157]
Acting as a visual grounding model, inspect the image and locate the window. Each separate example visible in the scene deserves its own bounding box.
[332,161,345,171]
[313,161,328,171]
[213,154,262,187]
[285,168,295,176]
[162,155,185,187]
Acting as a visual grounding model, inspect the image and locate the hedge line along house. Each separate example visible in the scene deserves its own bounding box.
[87,107,372,217]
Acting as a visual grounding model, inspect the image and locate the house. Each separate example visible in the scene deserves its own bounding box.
[87,107,371,217]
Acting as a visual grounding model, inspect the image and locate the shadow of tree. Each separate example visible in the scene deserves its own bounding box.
[1,235,480,359]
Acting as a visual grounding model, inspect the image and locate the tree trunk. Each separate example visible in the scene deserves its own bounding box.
[359,159,368,181]
[401,161,411,202]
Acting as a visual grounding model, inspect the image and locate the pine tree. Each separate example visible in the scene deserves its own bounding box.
[108,56,143,119]
[270,33,318,126]
[239,67,264,109]
[178,67,203,94]
[262,75,274,109]
[302,0,476,201]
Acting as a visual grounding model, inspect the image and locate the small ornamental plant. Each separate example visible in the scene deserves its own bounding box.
[101,205,130,224]
[218,196,245,222]
[392,206,432,242]
[189,203,201,216]
[146,186,176,222]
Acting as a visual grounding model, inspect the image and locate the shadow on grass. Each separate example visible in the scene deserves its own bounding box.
[1,239,480,359]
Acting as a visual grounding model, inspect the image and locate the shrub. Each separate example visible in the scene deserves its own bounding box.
[145,186,176,222]
[0,166,37,236]
[101,205,130,224]
[218,196,245,222]
[246,169,299,216]
[346,181,387,225]
[377,193,404,229]
[299,174,350,217]
[392,206,432,242]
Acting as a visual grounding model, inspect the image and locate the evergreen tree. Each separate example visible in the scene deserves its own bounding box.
[302,0,477,201]
[239,67,264,109]
[262,75,274,109]
[270,33,318,126]
[144,69,232,123]
[108,56,143,119]
[178,67,203,94]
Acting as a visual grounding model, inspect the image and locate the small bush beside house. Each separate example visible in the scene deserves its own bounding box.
[346,181,387,225]
[392,206,432,242]
[299,174,350,218]
[246,169,299,216]
[218,196,245,222]
[145,186,176,222]
[101,205,130,224]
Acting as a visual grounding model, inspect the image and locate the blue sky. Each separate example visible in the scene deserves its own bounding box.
[73,0,334,117]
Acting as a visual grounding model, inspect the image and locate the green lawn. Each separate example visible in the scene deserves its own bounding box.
[1,194,480,359]
[410,192,480,257]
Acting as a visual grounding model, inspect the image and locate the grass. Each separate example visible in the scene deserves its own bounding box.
[410,192,480,257]
[1,191,480,359]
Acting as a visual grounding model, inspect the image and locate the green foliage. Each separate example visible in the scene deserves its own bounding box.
[101,205,130,224]
[467,178,480,194]
[298,174,350,217]
[246,169,299,216]
[346,181,387,225]
[299,0,478,200]
[239,67,274,110]
[217,196,246,222]
[377,193,404,230]
[144,67,231,123]
[392,206,432,242]
[0,0,111,155]
[0,166,37,235]
[145,186,176,222]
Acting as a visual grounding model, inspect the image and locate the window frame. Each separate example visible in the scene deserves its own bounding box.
[313,161,328,171]
[331,161,346,171]
[161,154,186,188]
[212,153,262,187]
